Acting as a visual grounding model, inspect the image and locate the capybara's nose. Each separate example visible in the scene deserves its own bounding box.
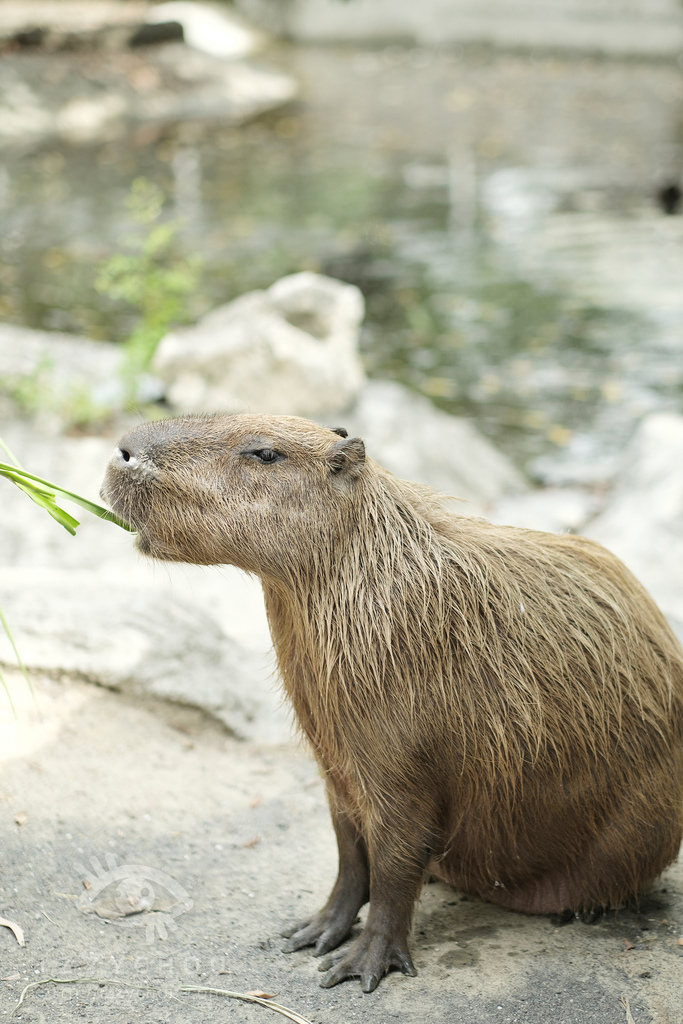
[115,443,139,469]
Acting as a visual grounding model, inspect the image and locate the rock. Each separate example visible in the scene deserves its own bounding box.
[146,2,264,59]
[0,568,274,740]
[0,1,262,57]
[343,380,525,507]
[488,486,598,534]
[153,272,366,416]
[0,33,296,147]
[129,20,184,48]
[142,44,296,125]
[585,413,683,641]
[0,2,148,51]
[0,322,162,424]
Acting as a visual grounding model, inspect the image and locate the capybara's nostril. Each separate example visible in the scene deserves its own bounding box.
[116,445,140,469]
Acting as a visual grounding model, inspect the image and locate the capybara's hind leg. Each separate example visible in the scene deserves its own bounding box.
[282,798,369,956]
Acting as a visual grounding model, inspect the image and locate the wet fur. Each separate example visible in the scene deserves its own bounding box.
[102,414,683,983]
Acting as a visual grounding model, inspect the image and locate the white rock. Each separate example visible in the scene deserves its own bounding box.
[585,413,683,641]
[153,272,366,416]
[147,2,263,59]
[0,569,271,740]
[342,380,525,508]
[488,486,597,534]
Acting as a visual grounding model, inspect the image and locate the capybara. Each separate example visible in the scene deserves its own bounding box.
[101,413,683,992]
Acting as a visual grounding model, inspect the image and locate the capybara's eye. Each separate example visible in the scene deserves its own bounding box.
[249,448,284,464]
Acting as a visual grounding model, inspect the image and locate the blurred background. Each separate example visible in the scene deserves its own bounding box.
[2,0,683,724]
[1,0,682,477]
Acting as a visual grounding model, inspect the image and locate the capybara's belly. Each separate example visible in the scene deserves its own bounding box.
[433,749,683,913]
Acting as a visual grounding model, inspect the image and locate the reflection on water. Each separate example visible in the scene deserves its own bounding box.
[1,43,682,479]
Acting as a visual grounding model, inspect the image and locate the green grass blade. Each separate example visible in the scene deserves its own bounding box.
[0,438,23,469]
[0,461,134,532]
[0,604,34,703]
[0,660,17,715]
[10,479,80,535]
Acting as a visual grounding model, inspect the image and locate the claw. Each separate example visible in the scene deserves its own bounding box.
[393,950,417,976]
[317,952,343,971]
[314,934,336,956]
[283,927,319,952]
[320,965,347,989]
[281,920,306,939]
[361,973,379,993]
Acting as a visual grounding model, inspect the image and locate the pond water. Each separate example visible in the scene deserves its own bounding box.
[1,43,683,481]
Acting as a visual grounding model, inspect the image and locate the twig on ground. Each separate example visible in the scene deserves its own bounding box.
[181,985,315,1024]
[10,977,312,1022]
[621,995,636,1024]
[10,977,165,1017]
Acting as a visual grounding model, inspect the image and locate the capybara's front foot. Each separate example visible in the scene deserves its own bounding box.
[317,929,417,992]
[281,903,359,956]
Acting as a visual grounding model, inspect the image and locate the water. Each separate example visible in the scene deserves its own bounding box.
[1,43,682,480]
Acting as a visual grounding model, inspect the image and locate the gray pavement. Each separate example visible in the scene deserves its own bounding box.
[1,670,681,1024]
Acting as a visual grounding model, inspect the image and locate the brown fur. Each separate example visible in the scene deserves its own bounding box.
[102,413,683,990]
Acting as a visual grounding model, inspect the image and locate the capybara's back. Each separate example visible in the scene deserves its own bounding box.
[102,413,683,990]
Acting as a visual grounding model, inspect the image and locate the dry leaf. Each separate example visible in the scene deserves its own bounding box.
[246,990,275,999]
[623,938,635,950]
[13,811,27,827]
[249,796,262,808]
[82,879,92,891]
[2,973,20,981]
[0,917,25,946]
[244,836,260,849]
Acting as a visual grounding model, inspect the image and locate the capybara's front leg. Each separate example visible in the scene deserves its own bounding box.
[282,799,369,956]
[317,835,422,992]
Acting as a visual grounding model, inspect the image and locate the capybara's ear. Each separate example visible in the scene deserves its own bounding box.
[326,436,365,477]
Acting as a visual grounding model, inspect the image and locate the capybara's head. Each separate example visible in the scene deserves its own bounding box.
[100,414,365,576]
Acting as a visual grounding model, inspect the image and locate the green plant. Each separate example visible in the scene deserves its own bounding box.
[0,436,133,708]
[2,354,112,431]
[95,178,202,385]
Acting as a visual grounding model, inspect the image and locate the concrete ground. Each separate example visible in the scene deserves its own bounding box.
[0,670,681,1024]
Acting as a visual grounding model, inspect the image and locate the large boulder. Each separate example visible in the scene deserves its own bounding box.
[152,272,366,417]
[343,380,525,507]
[146,2,264,58]
[0,568,282,741]
[585,413,683,641]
